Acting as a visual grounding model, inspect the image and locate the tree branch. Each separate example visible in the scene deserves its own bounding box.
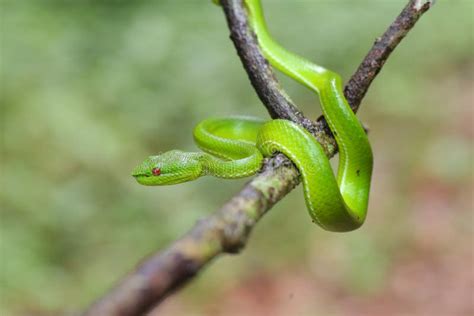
[83,1,433,315]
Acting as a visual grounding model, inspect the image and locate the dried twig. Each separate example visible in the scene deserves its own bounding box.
[83,1,433,315]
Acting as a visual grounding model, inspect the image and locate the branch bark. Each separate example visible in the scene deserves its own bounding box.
[84,1,433,315]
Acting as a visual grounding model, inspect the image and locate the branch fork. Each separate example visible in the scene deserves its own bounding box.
[84,1,433,315]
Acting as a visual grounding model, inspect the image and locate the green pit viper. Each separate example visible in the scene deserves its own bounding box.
[132,0,373,232]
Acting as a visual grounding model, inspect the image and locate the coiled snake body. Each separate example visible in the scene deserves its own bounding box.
[133,0,373,232]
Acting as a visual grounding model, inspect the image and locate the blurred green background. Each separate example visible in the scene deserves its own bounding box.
[1,1,472,315]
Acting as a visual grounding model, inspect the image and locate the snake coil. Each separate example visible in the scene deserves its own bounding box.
[133,0,373,232]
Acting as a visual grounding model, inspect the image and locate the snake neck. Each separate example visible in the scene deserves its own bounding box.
[197,150,263,179]
[192,117,266,179]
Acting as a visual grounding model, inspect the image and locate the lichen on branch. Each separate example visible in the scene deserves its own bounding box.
[83,1,433,315]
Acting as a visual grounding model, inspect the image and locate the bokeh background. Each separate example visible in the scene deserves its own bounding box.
[1,1,473,315]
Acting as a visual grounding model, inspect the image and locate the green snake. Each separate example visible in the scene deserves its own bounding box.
[133,0,373,232]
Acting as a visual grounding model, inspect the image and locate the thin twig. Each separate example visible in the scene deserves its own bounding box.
[83,1,433,315]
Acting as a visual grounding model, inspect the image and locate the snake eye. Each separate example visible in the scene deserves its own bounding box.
[152,168,161,176]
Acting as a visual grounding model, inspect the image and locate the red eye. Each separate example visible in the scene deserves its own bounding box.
[152,168,161,176]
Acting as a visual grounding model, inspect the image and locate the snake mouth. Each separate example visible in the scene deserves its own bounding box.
[132,173,157,182]
[133,173,185,186]
[133,174,159,186]
[131,171,148,178]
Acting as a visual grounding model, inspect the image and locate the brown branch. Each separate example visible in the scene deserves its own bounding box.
[343,0,433,112]
[219,0,317,133]
[83,1,433,315]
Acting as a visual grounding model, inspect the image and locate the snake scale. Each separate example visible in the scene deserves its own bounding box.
[133,0,373,232]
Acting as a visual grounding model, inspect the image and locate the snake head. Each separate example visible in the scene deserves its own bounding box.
[132,150,203,186]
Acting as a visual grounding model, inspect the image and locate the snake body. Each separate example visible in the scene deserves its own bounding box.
[133,0,373,232]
